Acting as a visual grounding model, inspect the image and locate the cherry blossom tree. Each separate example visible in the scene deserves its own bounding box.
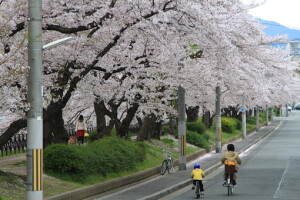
[0,0,299,146]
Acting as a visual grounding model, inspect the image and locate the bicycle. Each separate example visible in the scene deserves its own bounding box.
[160,149,174,175]
[195,181,201,199]
[224,174,233,196]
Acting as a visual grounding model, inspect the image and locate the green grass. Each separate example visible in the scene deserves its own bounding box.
[0,151,26,158]
[160,138,176,147]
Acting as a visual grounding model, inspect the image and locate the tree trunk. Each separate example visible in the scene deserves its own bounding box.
[136,114,153,141]
[43,103,69,147]
[168,115,177,135]
[150,119,162,140]
[43,120,54,148]
[116,103,139,139]
[50,109,69,144]
[186,106,199,122]
[0,119,27,148]
[94,99,109,138]
[202,111,211,128]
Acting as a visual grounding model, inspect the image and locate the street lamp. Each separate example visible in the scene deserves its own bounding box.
[27,1,72,199]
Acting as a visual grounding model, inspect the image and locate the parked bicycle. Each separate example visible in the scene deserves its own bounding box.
[160,149,174,175]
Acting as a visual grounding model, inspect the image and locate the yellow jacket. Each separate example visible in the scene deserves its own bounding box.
[191,168,205,180]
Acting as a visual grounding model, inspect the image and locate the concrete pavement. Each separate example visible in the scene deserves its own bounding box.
[86,120,281,200]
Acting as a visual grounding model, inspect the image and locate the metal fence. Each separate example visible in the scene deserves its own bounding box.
[0,127,96,157]
[0,133,27,156]
[66,127,96,137]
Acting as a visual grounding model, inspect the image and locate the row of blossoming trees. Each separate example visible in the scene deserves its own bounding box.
[0,0,299,147]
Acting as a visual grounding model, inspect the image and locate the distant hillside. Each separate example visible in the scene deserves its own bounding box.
[258,19,300,41]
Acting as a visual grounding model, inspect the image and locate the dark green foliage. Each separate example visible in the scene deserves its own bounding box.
[44,136,146,182]
[87,130,99,143]
[236,120,242,130]
[161,126,170,135]
[44,144,87,181]
[174,130,210,152]
[186,122,206,134]
[246,117,256,125]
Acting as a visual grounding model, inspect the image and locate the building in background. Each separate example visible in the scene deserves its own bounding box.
[287,41,300,61]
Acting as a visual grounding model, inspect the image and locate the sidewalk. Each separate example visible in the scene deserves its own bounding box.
[90,120,280,200]
[0,153,26,167]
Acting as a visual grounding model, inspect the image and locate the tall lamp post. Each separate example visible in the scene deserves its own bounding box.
[27,1,72,199]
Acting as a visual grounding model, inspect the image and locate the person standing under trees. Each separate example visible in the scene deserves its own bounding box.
[75,115,86,146]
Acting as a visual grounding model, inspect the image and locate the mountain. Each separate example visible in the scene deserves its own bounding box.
[258,19,300,41]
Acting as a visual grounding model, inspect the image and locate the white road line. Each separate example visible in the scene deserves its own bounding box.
[273,159,290,199]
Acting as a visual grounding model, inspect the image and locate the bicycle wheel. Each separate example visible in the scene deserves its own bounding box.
[167,159,174,174]
[196,183,200,199]
[160,160,168,175]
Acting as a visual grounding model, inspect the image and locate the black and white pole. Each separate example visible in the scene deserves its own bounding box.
[266,105,269,126]
[178,86,186,170]
[242,95,246,139]
[215,85,222,153]
[256,105,259,132]
[27,0,43,199]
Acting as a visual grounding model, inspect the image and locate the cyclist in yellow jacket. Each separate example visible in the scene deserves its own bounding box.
[191,163,205,195]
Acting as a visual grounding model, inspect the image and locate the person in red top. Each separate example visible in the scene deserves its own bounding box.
[75,115,87,145]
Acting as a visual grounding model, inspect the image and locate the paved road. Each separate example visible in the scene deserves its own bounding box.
[160,111,300,200]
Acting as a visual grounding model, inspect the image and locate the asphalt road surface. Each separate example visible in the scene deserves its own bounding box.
[160,111,300,200]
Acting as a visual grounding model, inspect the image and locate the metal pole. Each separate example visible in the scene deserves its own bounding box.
[215,85,221,153]
[266,105,269,126]
[242,95,246,139]
[286,104,288,117]
[178,86,186,170]
[271,106,274,122]
[256,105,259,132]
[27,0,43,199]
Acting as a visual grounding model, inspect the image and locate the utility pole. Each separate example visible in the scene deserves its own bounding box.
[27,0,43,199]
[27,1,72,199]
[256,105,259,132]
[178,86,186,170]
[242,95,246,139]
[271,106,274,122]
[215,85,221,153]
[266,105,269,126]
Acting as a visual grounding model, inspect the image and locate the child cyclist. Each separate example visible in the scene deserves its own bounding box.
[221,144,241,187]
[191,163,205,195]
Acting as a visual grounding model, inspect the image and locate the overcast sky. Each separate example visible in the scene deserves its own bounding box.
[244,0,300,29]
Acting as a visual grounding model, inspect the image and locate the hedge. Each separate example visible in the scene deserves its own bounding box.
[175,129,210,152]
[186,122,206,135]
[221,118,233,133]
[44,136,146,182]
